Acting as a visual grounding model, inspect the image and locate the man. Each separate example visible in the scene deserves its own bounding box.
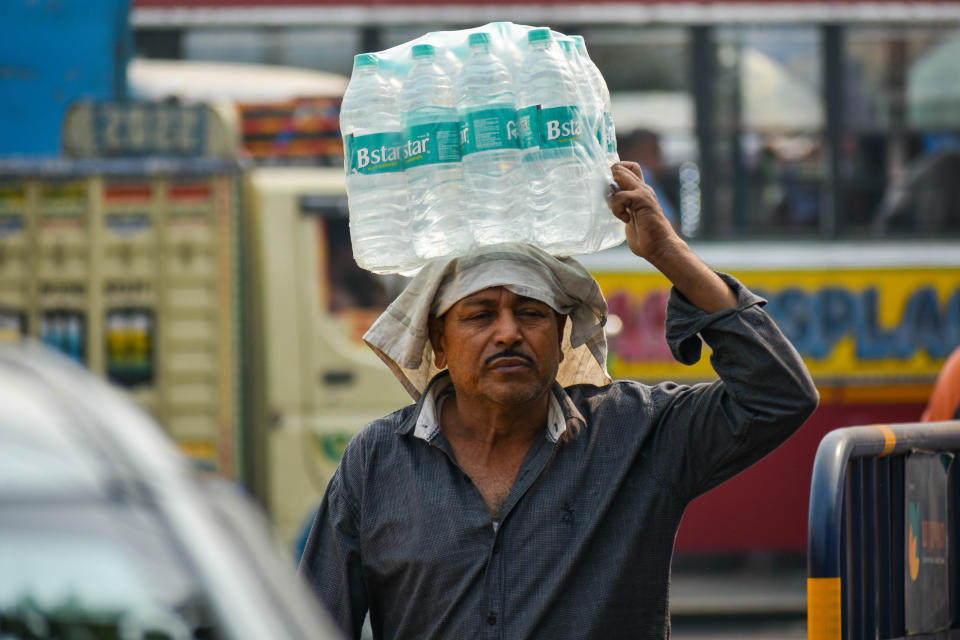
[300,161,819,639]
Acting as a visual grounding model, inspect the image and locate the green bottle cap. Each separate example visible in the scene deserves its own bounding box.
[412,44,436,58]
[528,28,553,44]
[468,32,491,47]
[353,53,378,68]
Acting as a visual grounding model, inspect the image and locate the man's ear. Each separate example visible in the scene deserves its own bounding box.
[428,315,447,369]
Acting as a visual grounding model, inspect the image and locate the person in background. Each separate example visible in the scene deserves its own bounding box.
[299,161,819,639]
[874,147,960,236]
[922,345,960,421]
[617,127,678,225]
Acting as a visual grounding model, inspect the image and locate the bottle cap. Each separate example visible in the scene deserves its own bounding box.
[572,35,587,49]
[559,39,573,52]
[412,44,436,58]
[528,28,553,44]
[353,53,378,68]
[468,32,491,46]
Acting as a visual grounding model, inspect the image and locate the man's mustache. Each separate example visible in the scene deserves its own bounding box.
[485,350,534,366]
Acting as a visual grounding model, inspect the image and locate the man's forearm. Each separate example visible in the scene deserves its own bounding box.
[646,237,738,313]
[608,162,739,313]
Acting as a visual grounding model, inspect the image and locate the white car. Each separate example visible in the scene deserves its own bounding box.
[0,342,343,640]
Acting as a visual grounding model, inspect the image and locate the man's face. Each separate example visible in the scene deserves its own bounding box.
[429,286,565,408]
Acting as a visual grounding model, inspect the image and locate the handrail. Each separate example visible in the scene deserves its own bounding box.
[807,420,960,640]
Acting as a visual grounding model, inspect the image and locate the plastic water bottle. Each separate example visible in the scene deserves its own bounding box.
[400,44,472,260]
[573,35,618,165]
[340,53,417,274]
[456,32,523,245]
[516,28,594,254]
[569,34,624,251]
[559,38,602,158]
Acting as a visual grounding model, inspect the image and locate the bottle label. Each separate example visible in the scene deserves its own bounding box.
[345,132,404,175]
[403,120,462,168]
[460,107,520,156]
[517,105,583,150]
[517,106,540,149]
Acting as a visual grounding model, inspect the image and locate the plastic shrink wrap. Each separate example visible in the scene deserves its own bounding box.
[340,22,624,274]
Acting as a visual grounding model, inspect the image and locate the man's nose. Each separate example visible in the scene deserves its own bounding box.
[493,310,522,345]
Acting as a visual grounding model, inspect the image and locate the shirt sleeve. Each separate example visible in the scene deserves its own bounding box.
[652,271,819,499]
[299,445,368,640]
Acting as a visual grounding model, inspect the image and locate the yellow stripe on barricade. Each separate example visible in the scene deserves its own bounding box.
[875,424,897,457]
[807,577,842,640]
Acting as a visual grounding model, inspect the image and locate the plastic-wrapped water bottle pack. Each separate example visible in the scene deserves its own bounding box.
[340,22,624,274]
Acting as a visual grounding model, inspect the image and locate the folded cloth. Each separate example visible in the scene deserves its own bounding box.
[363,243,611,401]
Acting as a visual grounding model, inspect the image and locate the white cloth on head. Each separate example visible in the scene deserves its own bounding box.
[363,243,611,401]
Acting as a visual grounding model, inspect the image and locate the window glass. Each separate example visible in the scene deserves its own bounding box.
[326,218,397,312]
[298,200,408,345]
[279,28,359,76]
[578,27,689,93]
[326,216,409,343]
[184,27,358,76]
[578,27,694,232]
[184,28,268,64]
[380,24,470,50]
[844,27,960,236]
[712,26,824,237]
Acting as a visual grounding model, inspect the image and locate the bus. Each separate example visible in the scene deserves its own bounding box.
[131,1,960,563]
[15,1,960,571]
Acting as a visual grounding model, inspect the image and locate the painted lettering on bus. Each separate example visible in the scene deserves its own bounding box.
[758,285,960,360]
[606,289,673,362]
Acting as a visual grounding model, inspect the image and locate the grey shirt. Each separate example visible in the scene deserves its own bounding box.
[300,274,818,640]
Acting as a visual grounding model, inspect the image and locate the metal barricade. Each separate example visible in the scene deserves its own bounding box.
[807,421,960,639]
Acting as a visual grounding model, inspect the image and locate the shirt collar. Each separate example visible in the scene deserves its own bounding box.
[400,372,586,444]
[411,374,452,441]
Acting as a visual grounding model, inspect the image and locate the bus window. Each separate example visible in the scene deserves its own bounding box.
[182,26,360,78]
[184,28,266,65]
[712,25,825,237]
[845,26,960,236]
[587,26,695,231]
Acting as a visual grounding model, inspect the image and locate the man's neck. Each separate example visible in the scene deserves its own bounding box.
[442,392,548,453]
[439,391,550,520]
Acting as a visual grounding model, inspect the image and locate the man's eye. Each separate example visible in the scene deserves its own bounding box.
[519,308,547,317]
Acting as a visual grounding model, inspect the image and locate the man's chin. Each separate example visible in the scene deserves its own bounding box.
[481,381,551,408]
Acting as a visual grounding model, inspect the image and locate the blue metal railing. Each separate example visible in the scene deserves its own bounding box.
[807,421,960,639]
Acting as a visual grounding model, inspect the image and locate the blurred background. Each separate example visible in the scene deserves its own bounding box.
[2,0,959,637]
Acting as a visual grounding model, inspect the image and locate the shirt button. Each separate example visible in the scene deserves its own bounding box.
[487,612,497,626]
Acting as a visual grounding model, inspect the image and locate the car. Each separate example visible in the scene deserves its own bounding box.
[0,341,343,640]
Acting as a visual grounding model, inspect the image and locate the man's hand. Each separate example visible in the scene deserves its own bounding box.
[608,161,737,313]
[608,162,680,261]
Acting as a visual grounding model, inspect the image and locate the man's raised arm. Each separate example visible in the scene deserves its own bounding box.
[609,161,737,313]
